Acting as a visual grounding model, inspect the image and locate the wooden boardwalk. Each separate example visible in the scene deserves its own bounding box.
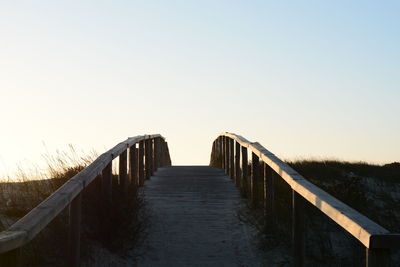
[136,166,263,267]
[1,133,396,266]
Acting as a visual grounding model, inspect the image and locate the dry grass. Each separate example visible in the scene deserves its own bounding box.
[238,159,400,266]
[0,146,96,230]
[0,146,147,266]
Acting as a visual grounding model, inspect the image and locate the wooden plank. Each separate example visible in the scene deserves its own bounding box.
[235,141,241,187]
[139,141,145,186]
[145,139,151,179]
[366,248,390,267]
[149,139,154,176]
[129,145,138,186]
[224,137,229,174]
[0,134,167,254]
[292,190,305,267]
[161,139,166,167]
[221,137,225,169]
[119,149,128,193]
[241,146,248,197]
[218,137,223,168]
[137,166,264,266]
[0,247,20,267]
[369,234,400,249]
[154,138,160,171]
[210,140,216,166]
[164,142,172,166]
[102,162,112,205]
[229,138,234,178]
[68,192,82,267]
[251,152,260,207]
[218,133,395,249]
[264,164,275,229]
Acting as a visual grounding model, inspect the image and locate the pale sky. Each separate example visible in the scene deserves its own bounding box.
[1,1,399,178]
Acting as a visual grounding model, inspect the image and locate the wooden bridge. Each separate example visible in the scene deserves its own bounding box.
[0,133,399,266]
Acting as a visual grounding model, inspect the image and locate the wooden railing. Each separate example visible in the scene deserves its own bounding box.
[0,134,171,267]
[210,132,399,267]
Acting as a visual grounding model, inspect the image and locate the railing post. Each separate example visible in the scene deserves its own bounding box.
[366,248,390,267]
[229,138,234,178]
[119,149,128,193]
[163,139,168,167]
[221,137,225,170]
[102,161,112,204]
[159,139,164,167]
[213,140,217,166]
[129,144,138,186]
[138,141,145,186]
[264,164,275,229]
[210,140,216,166]
[145,138,151,179]
[224,137,229,174]
[218,137,223,168]
[164,141,171,166]
[292,190,305,267]
[154,138,160,172]
[235,141,241,187]
[68,192,82,267]
[241,146,248,197]
[0,248,21,267]
[251,152,260,207]
[149,139,154,176]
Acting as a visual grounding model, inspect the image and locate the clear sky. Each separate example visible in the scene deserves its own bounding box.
[1,1,399,178]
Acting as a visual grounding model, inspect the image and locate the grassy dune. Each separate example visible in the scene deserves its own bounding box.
[241,159,400,265]
[0,147,147,266]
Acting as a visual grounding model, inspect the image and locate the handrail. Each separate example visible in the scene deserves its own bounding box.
[211,132,399,266]
[0,134,171,266]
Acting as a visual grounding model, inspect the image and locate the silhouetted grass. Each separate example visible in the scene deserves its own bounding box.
[238,159,400,266]
[0,147,147,266]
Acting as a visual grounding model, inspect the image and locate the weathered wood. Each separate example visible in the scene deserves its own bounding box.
[154,138,160,171]
[102,162,112,204]
[145,139,151,179]
[139,141,145,186]
[224,137,229,174]
[218,137,223,168]
[137,166,264,266]
[370,234,400,249]
[241,146,248,197]
[251,152,260,207]
[366,248,390,267]
[119,149,128,193]
[292,190,305,267]
[210,140,216,166]
[68,192,82,267]
[229,138,234,178]
[217,132,396,249]
[109,134,162,160]
[214,140,217,166]
[235,141,241,187]
[221,137,225,169]
[129,145,138,186]
[159,139,164,167]
[0,134,167,255]
[264,164,275,229]
[0,247,20,267]
[149,139,154,176]
[164,142,172,166]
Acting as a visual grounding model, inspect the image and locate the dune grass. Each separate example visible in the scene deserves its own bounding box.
[239,159,400,265]
[0,146,147,266]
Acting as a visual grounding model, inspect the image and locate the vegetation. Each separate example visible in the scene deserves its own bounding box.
[239,159,400,266]
[0,147,147,266]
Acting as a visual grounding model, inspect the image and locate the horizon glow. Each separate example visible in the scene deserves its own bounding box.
[1,1,399,178]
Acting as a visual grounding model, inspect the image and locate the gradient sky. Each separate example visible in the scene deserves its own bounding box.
[1,1,399,178]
